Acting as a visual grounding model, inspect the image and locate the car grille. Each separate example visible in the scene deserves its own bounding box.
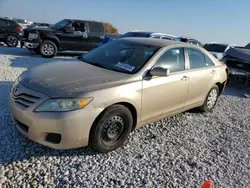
[12,93,40,109]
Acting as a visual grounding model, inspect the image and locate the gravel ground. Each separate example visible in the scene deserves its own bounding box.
[0,46,249,188]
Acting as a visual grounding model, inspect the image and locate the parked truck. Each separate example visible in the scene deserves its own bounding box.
[21,19,106,58]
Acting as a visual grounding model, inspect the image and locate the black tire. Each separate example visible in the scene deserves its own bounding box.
[200,85,219,112]
[39,40,57,58]
[89,105,133,153]
[5,35,19,47]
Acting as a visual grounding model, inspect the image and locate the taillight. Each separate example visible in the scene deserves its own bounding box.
[17,26,23,31]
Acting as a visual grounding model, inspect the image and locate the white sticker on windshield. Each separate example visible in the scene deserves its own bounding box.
[115,62,135,72]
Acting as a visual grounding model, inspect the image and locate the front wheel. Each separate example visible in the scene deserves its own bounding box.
[200,85,219,112]
[89,105,133,153]
[39,40,57,58]
[5,35,19,47]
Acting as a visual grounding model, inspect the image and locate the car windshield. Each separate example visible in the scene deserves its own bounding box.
[51,19,69,29]
[81,40,159,74]
[204,44,228,53]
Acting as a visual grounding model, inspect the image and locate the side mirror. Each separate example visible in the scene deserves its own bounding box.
[63,26,74,34]
[150,67,169,77]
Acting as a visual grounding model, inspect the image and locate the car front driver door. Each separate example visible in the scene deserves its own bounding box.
[57,21,89,51]
[141,47,189,124]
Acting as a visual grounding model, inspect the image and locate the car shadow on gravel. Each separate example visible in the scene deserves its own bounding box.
[0,81,98,164]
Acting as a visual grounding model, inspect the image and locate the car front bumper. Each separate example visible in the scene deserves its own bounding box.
[23,41,39,49]
[9,83,101,150]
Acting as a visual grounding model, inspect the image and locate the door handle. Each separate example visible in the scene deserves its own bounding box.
[181,76,189,81]
[211,70,216,74]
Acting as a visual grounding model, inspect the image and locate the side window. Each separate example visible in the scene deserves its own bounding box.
[186,48,213,69]
[162,36,171,40]
[204,54,215,67]
[89,22,103,32]
[154,48,185,73]
[72,22,85,33]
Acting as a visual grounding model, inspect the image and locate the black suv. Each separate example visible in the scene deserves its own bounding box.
[0,18,24,47]
[22,19,106,58]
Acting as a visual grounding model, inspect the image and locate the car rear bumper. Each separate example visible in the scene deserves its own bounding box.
[9,83,101,150]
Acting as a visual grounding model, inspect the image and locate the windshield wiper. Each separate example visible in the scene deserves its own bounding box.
[81,59,115,71]
[90,62,117,71]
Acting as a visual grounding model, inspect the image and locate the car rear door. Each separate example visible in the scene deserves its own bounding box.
[86,22,105,50]
[183,47,216,107]
[141,47,189,123]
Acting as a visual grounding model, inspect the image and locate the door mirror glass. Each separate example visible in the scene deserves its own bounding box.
[150,67,169,77]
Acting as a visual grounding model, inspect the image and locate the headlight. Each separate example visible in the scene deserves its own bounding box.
[28,33,39,40]
[35,98,93,112]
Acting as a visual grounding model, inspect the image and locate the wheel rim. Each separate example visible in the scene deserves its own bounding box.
[207,89,218,109]
[101,116,124,144]
[42,44,54,55]
[7,36,18,46]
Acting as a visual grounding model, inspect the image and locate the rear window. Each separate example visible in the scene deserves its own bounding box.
[119,32,151,38]
[204,44,228,53]
[89,22,103,32]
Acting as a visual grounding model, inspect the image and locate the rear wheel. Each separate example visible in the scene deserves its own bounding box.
[5,35,19,47]
[89,105,133,153]
[40,40,57,58]
[200,85,219,112]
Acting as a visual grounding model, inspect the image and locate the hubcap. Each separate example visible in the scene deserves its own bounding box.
[102,116,124,142]
[7,36,18,46]
[207,89,218,109]
[42,44,54,55]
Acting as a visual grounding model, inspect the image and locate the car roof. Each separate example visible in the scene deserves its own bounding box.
[207,42,229,46]
[180,36,199,41]
[129,31,178,37]
[66,19,102,23]
[127,30,154,34]
[150,32,179,38]
[119,37,185,47]
[0,17,13,22]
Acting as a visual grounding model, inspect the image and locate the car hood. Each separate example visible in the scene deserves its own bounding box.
[19,60,129,98]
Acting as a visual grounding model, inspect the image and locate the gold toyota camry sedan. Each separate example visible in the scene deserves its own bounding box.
[9,38,228,153]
